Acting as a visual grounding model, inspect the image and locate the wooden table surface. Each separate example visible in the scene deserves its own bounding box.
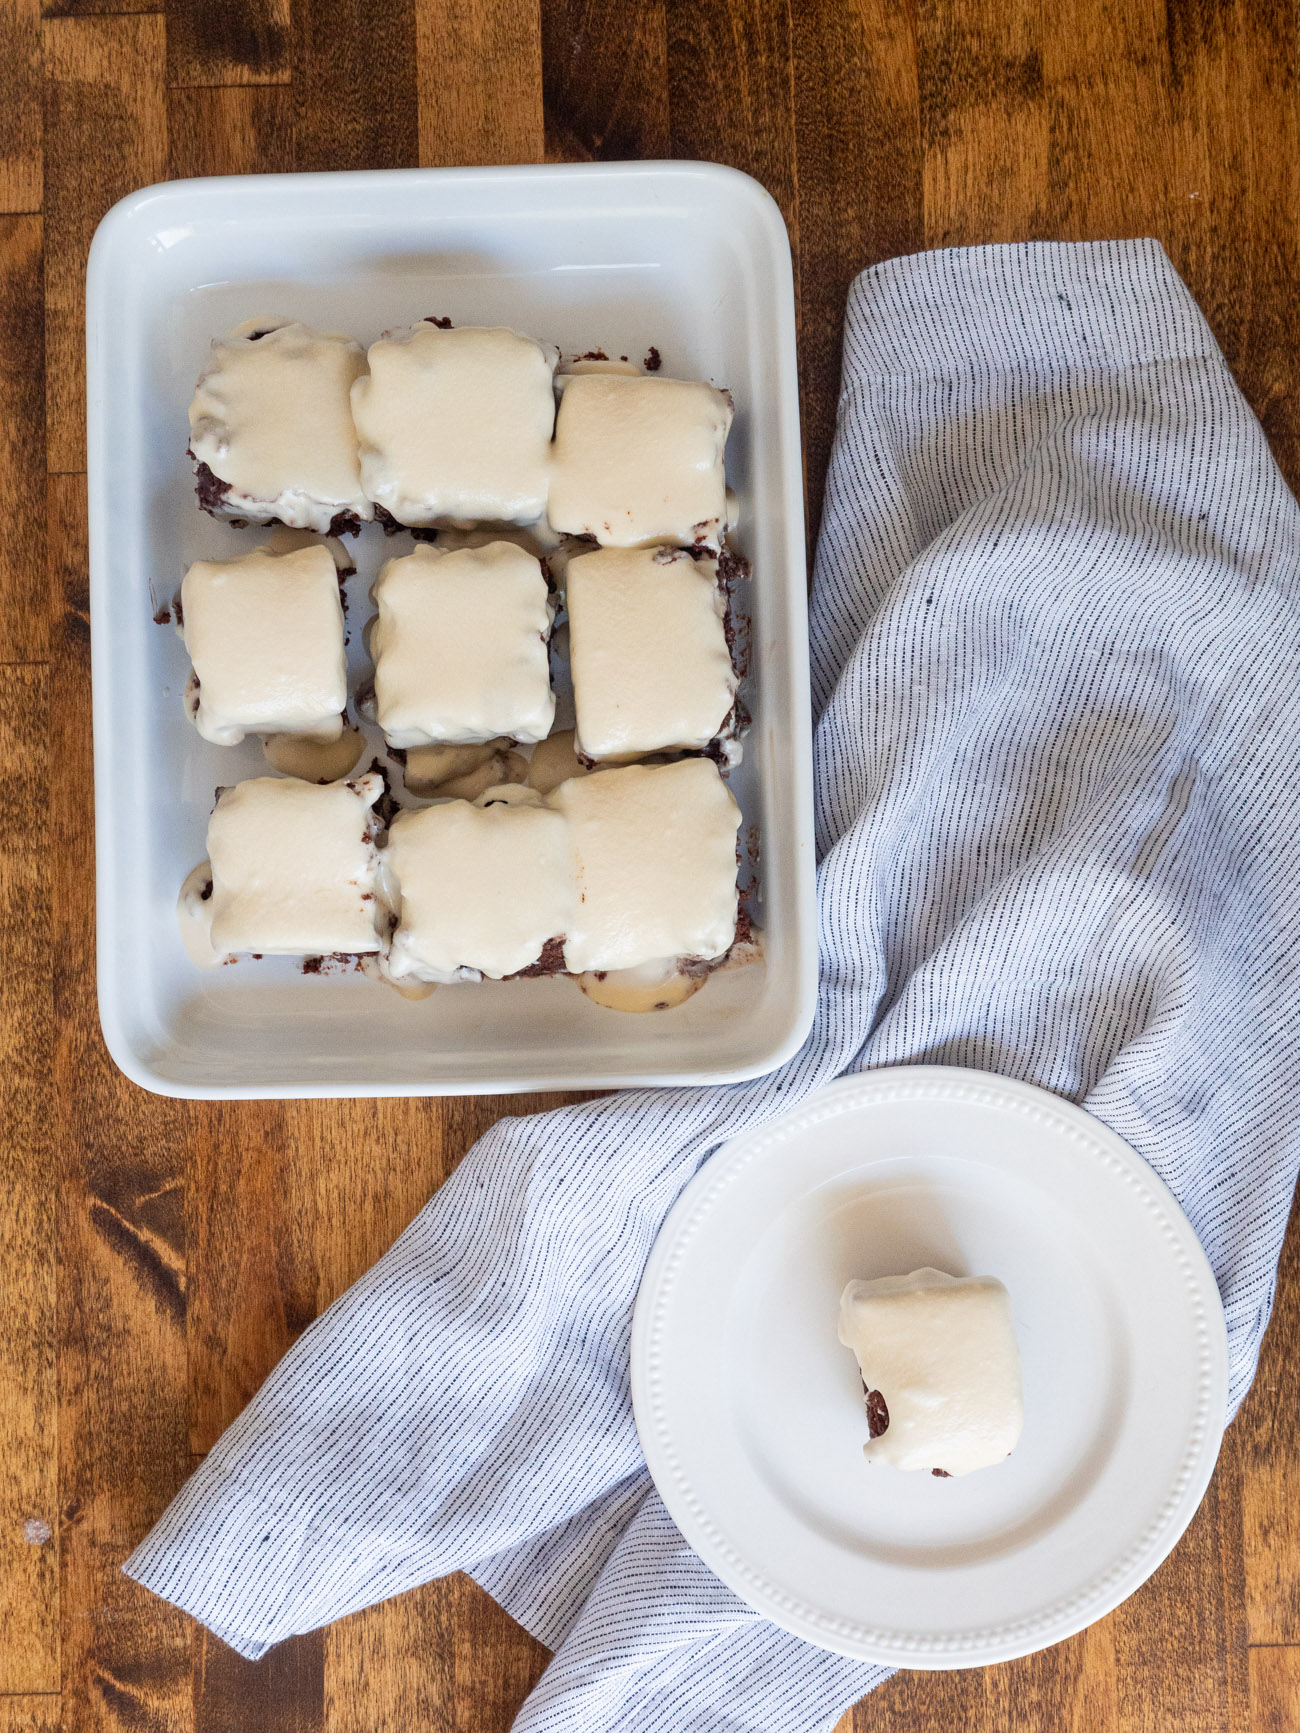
[3,1,1299,1728]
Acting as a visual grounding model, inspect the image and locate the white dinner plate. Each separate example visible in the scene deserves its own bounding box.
[631,1066,1228,1667]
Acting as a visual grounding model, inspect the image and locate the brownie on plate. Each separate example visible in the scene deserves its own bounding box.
[838,1269,1024,1477]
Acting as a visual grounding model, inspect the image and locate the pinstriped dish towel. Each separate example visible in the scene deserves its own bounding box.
[127,240,1300,1731]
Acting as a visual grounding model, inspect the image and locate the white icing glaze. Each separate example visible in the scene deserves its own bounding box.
[548,373,733,549]
[550,758,740,973]
[371,541,555,747]
[188,319,370,531]
[838,1268,1024,1477]
[262,523,356,572]
[176,860,224,968]
[262,725,365,784]
[352,323,557,526]
[434,521,565,557]
[384,795,574,981]
[181,545,347,747]
[566,546,736,760]
[576,958,707,1012]
[525,728,591,795]
[401,739,513,795]
[206,774,385,956]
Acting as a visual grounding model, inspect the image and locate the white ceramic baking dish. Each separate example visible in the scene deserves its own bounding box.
[87,162,816,1097]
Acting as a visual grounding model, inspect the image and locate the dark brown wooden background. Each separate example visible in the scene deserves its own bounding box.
[2,0,1299,1728]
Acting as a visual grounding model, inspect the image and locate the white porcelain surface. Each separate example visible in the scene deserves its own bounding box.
[87,162,815,1097]
[631,1067,1228,1667]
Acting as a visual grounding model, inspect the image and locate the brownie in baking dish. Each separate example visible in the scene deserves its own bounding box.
[547,372,734,551]
[565,545,741,765]
[383,787,574,985]
[205,774,386,959]
[187,318,371,534]
[351,321,558,529]
[179,544,347,747]
[370,541,556,749]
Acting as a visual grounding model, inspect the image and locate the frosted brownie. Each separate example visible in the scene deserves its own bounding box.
[383,787,574,984]
[548,373,733,549]
[206,774,385,957]
[351,322,558,528]
[551,758,741,973]
[188,319,370,534]
[180,544,347,747]
[838,1269,1024,1477]
[565,546,737,762]
[370,541,555,748]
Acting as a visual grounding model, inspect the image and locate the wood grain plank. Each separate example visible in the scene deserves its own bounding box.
[667,0,797,238]
[0,663,56,1697]
[49,475,193,1733]
[452,1573,548,1733]
[983,1622,1122,1733]
[1250,1646,1300,1733]
[1238,1193,1300,1645]
[789,0,922,542]
[325,1589,454,1733]
[541,0,667,163]
[1110,1438,1248,1733]
[0,217,46,661]
[167,86,294,181]
[0,0,41,211]
[292,0,418,174]
[917,0,1049,246]
[1043,0,1300,488]
[417,0,544,167]
[0,1699,60,1733]
[860,1667,982,1733]
[42,15,168,473]
[195,1627,323,1733]
[1040,0,1170,246]
[40,0,160,17]
[166,0,291,88]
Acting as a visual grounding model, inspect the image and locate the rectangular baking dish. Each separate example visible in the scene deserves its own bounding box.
[87,162,816,1097]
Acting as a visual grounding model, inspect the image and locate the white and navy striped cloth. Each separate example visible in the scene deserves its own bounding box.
[127,240,1300,1731]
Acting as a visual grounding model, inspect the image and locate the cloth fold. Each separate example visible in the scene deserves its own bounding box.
[127,239,1300,1732]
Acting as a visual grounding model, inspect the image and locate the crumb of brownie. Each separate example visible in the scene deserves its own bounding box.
[643,346,662,371]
